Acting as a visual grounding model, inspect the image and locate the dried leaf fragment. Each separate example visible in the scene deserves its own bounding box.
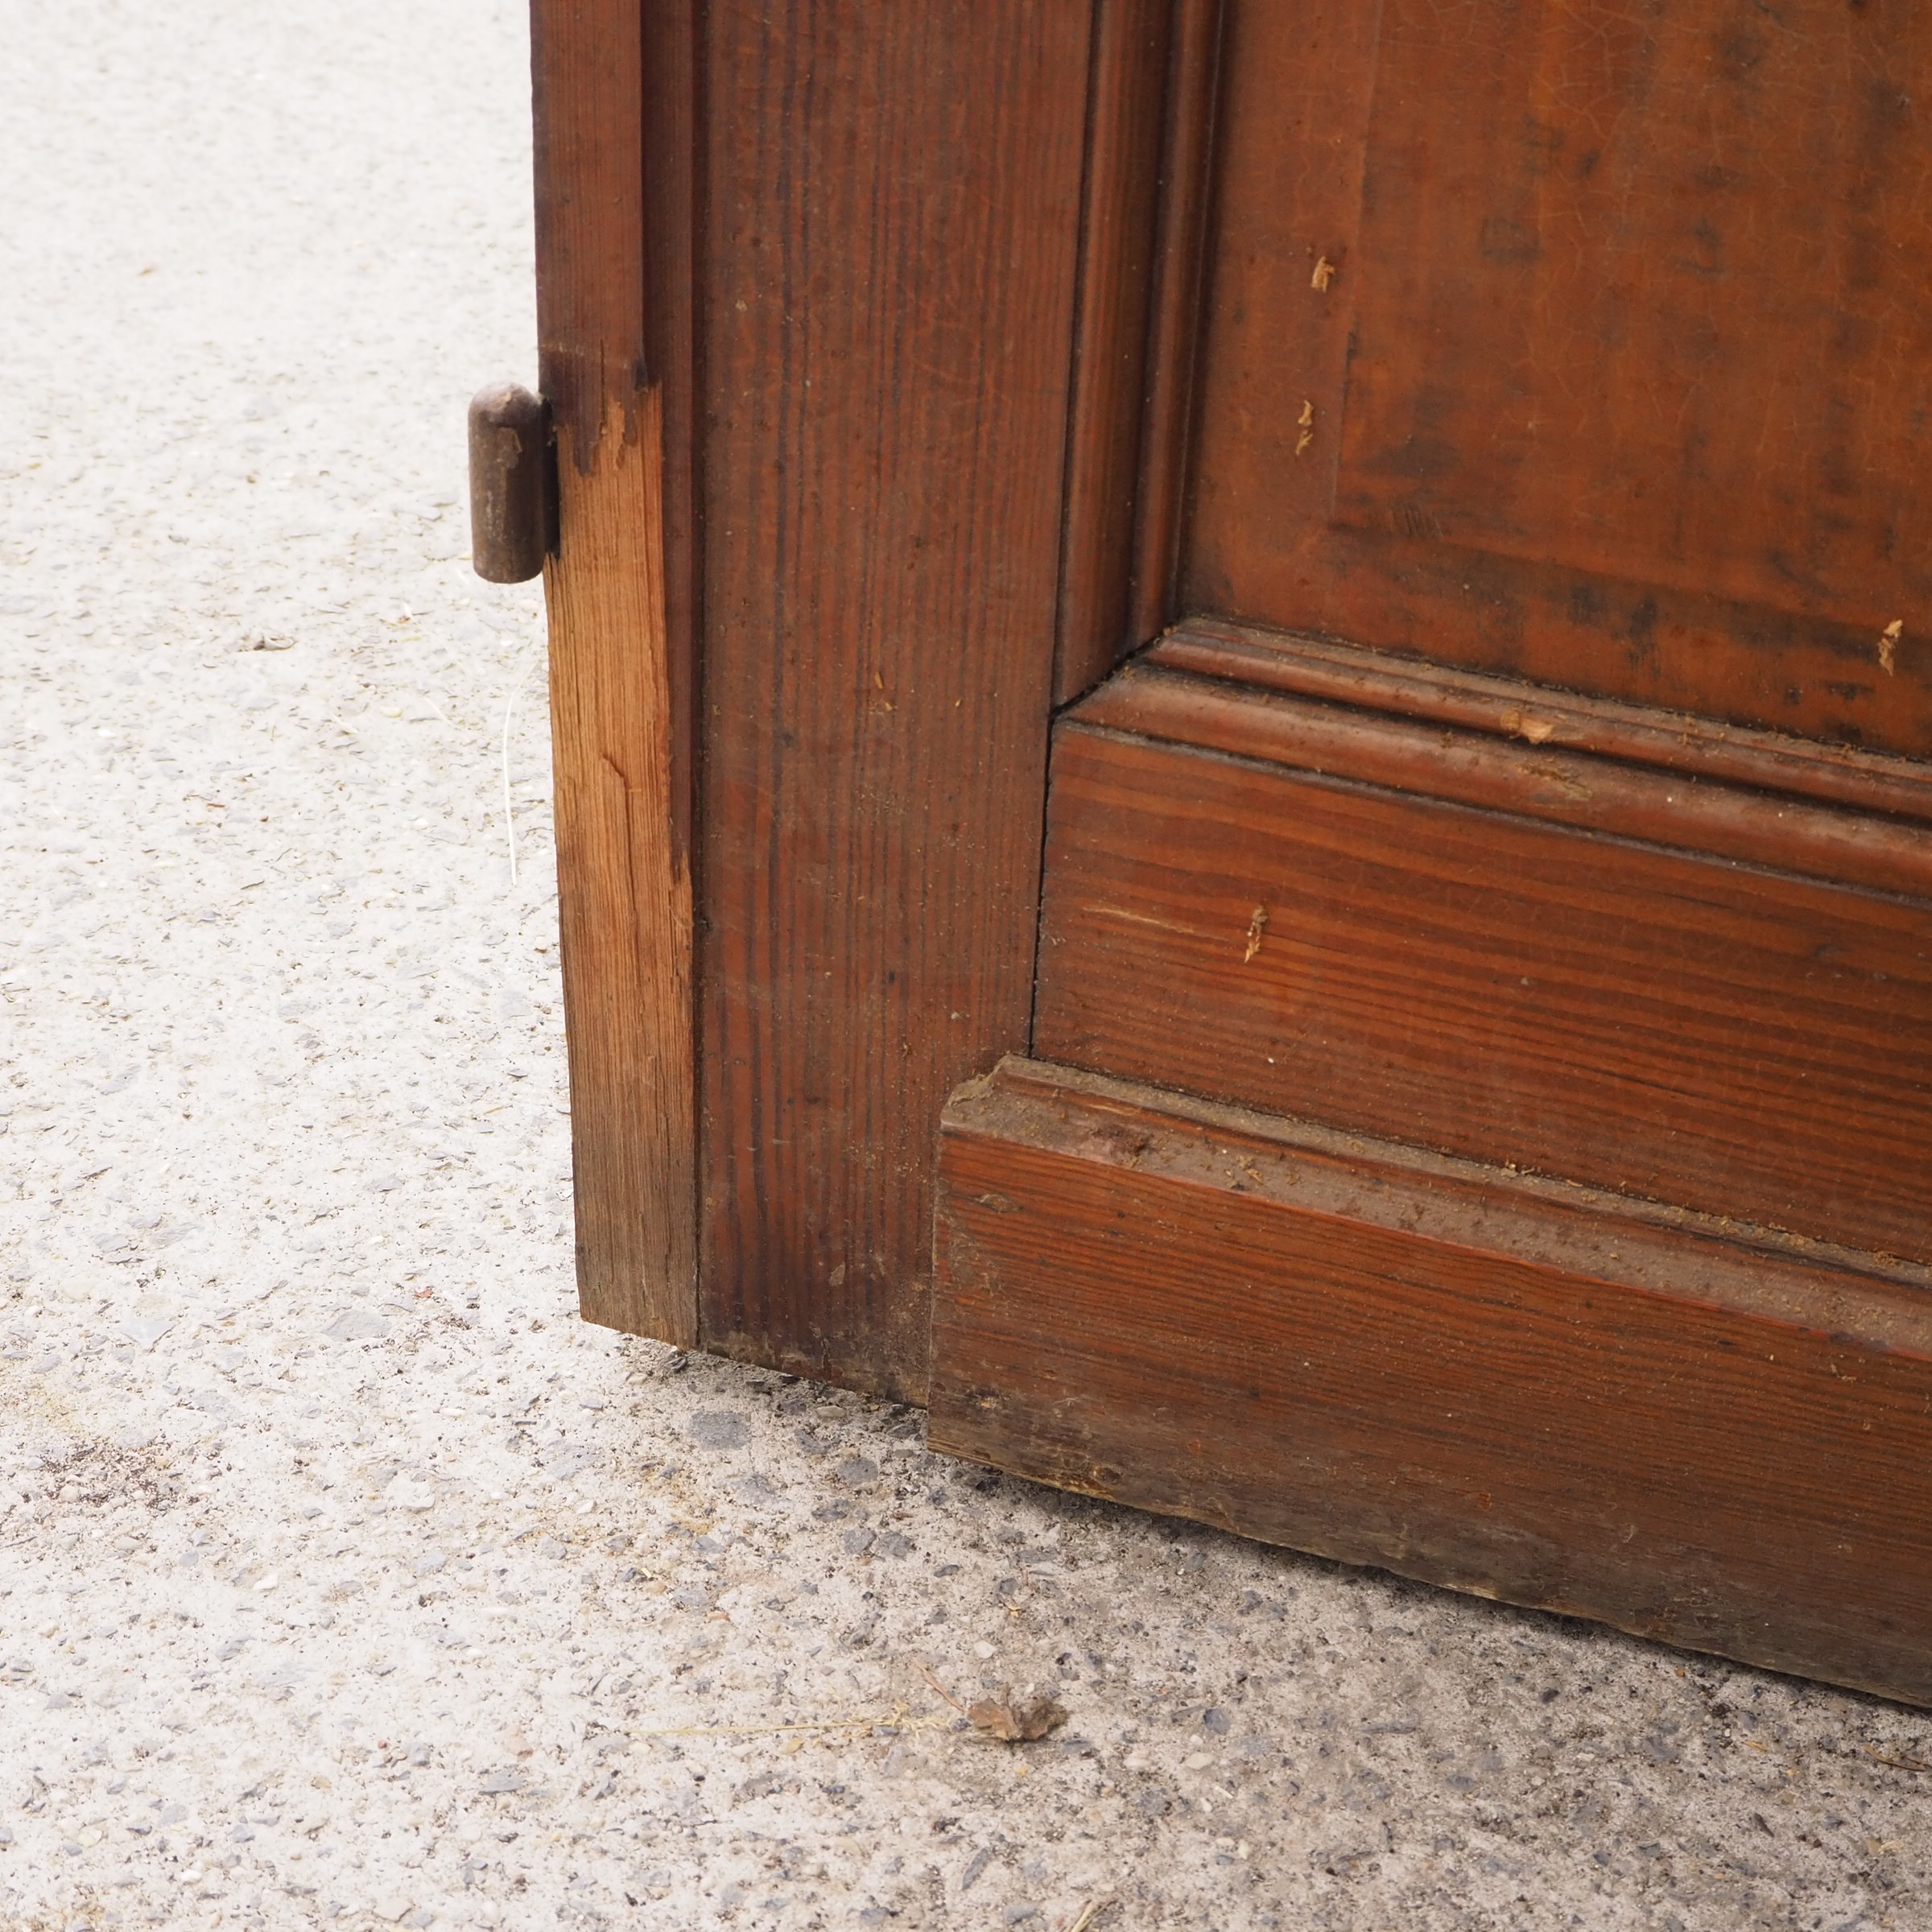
[968,1695,1068,1744]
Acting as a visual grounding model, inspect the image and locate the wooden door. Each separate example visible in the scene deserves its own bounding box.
[528,2,1932,1704]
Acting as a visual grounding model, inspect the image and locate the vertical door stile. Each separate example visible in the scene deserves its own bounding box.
[532,0,699,1344]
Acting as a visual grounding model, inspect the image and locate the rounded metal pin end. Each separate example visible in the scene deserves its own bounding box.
[468,382,553,583]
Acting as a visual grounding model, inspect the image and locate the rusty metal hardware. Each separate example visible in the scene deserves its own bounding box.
[468,382,555,583]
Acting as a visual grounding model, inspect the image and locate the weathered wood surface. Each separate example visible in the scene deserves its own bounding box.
[695,2,1093,1397]
[1037,671,1932,1262]
[931,1059,1932,1707]
[1183,0,1932,753]
[533,0,696,1342]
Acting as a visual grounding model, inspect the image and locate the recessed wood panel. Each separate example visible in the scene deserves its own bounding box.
[1341,0,1932,622]
[1182,0,1932,753]
[931,1059,1932,1707]
[1034,672,1932,1261]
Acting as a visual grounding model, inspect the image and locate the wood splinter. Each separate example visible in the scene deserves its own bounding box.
[1243,904,1269,962]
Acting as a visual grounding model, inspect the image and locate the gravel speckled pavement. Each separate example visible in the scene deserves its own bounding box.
[3,5,1930,1929]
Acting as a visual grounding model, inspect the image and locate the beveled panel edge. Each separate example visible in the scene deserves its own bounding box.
[1150,615,1932,829]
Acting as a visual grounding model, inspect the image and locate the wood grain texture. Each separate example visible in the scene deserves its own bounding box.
[1054,0,1172,704]
[1183,0,1932,753]
[530,0,646,466]
[1340,2,1932,623]
[696,3,1093,1398]
[1035,688,1932,1262]
[931,1059,1932,1707]
[1127,0,1222,650]
[534,0,696,1341]
[637,0,700,864]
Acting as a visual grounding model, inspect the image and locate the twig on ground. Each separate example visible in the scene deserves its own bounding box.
[915,1657,968,1715]
[625,1699,952,1744]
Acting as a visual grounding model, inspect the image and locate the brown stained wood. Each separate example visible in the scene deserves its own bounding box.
[1154,618,1932,832]
[636,0,700,864]
[1080,663,1932,902]
[931,1059,1932,1707]
[545,394,696,1344]
[533,0,696,1342]
[1126,0,1223,650]
[1183,0,1932,753]
[1339,2,1930,623]
[696,4,1093,1399]
[530,0,647,469]
[1055,0,1173,704]
[1034,702,1932,1262]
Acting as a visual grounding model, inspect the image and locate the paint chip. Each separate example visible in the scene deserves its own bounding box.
[1501,707,1556,745]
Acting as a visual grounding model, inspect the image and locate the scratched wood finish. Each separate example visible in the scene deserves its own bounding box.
[1034,677,1932,1262]
[1183,0,1932,753]
[696,3,1093,1397]
[533,0,696,1342]
[931,1060,1932,1707]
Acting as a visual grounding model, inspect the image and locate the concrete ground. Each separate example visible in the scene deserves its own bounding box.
[2,2,1929,1928]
